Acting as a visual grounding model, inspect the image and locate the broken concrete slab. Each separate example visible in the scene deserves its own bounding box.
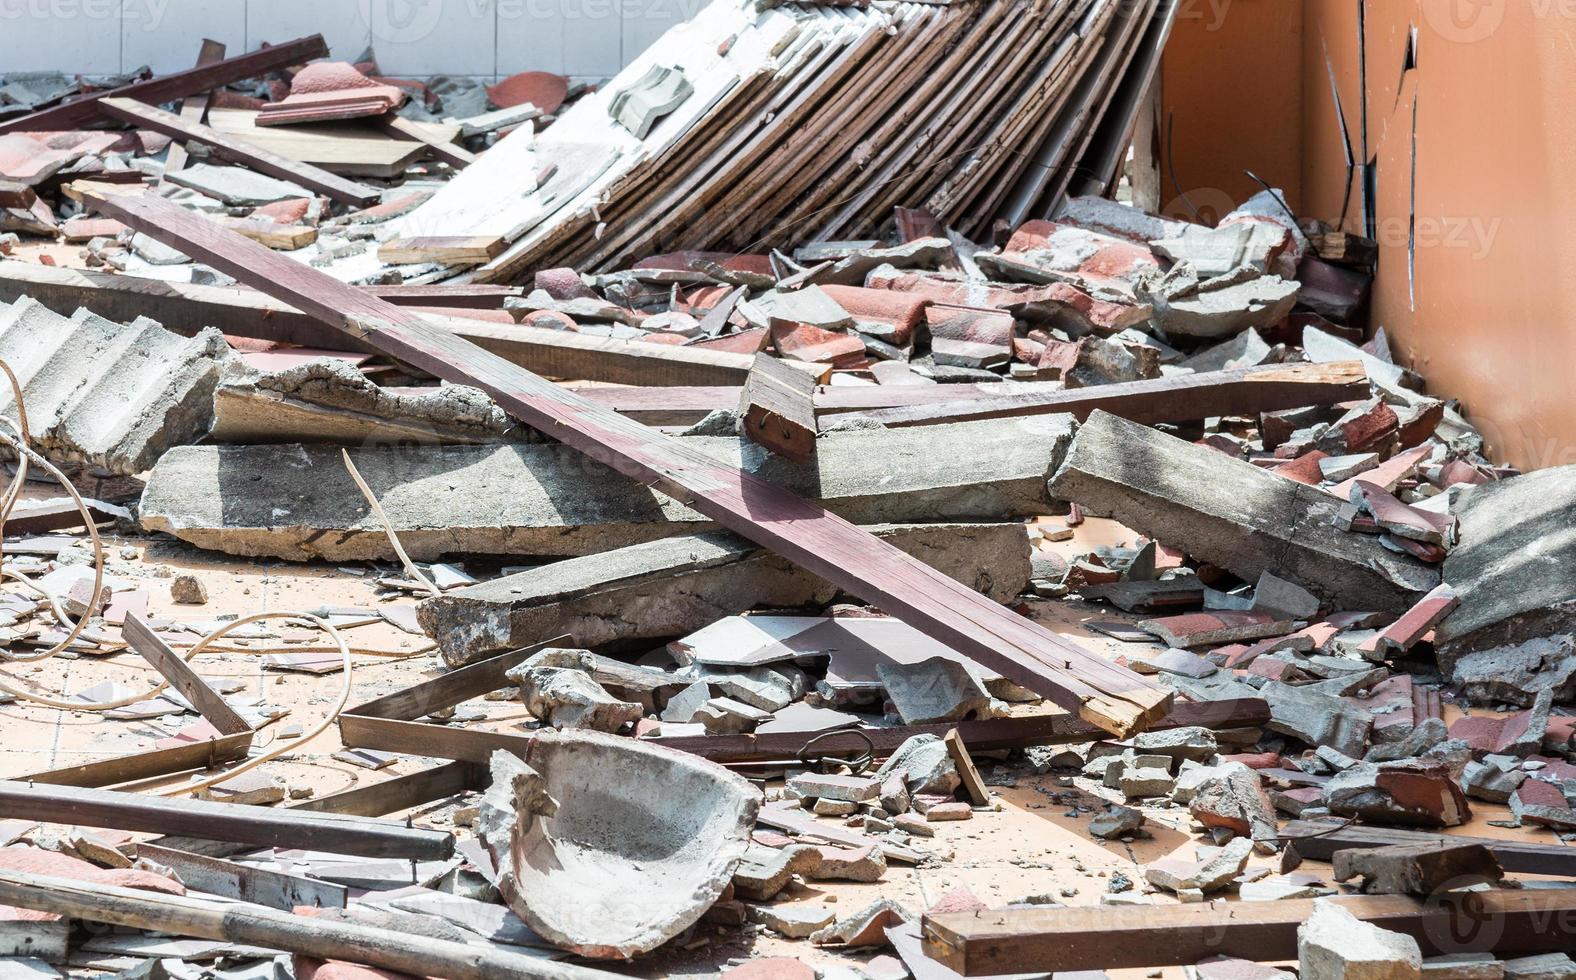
[166,162,313,206]
[1088,805,1146,840]
[1188,762,1278,847]
[875,734,960,797]
[1048,411,1438,612]
[876,656,998,724]
[477,738,758,959]
[1262,682,1374,758]
[1449,636,1576,707]
[1501,955,1576,980]
[143,415,1075,561]
[1145,837,1252,895]
[0,297,235,475]
[731,843,822,901]
[211,357,517,446]
[416,522,1031,666]
[1436,466,1576,659]
[1299,898,1422,980]
[1332,841,1503,896]
[1324,759,1471,828]
[505,648,643,732]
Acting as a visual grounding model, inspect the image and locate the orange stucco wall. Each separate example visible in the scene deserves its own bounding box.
[1162,0,1576,470]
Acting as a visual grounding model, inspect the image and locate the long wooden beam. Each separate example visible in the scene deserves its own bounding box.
[98,98,379,207]
[924,891,1576,975]
[0,36,328,135]
[0,780,453,859]
[95,192,1169,737]
[0,869,621,980]
[0,261,772,386]
[834,361,1371,429]
[1280,819,1576,876]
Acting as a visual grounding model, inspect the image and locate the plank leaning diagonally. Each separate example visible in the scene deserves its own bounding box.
[92,191,1171,737]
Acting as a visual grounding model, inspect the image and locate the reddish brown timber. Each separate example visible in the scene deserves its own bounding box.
[839,362,1370,429]
[161,39,228,180]
[93,192,1170,737]
[924,891,1576,975]
[97,98,379,207]
[1280,819,1576,877]
[0,180,37,208]
[0,36,328,135]
[362,283,525,309]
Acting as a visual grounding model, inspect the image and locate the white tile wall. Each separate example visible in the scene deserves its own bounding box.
[0,0,122,74]
[246,0,373,61]
[0,0,654,79]
[122,0,246,74]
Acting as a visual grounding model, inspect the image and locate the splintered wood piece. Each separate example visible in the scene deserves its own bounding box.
[94,191,1171,738]
[0,35,329,135]
[943,727,990,806]
[97,97,380,207]
[739,352,818,461]
[377,235,505,265]
[122,612,251,735]
[374,115,477,169]
[162,39,228,179]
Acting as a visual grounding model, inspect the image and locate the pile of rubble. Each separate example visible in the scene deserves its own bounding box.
[0,4,1569,980]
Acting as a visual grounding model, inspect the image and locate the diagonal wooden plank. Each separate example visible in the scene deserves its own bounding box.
[161,39,228,180]
[0,36,328,135]
[89,191,1170,737]
[98,98,380,207]
[838,362,1371,429]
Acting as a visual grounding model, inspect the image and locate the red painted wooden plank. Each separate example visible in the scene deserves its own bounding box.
[90,192,1171,737]
[98,98,379,207]
[161,39,228,180]
[0,36,328,135]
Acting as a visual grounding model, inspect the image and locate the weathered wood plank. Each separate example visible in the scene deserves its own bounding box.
[123,612,252,735]
[97,98,380,207]
[834,362,1371,429]
[161,39,228,179]
[95,192,1171,737]
[739,352,818,461]
[923,891,1576,975]
[134,843,348,910]
[0,781,453,859]
[0,36,328,134]
[1281,819,1576,876]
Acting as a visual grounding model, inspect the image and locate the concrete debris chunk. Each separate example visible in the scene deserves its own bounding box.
[166,162,312,205]
[212,357,515,446]
[477,739,758,959]
[1088,804,1146,839]
[1437,465,1576,658]
[1187,762,1278,848]
[1190,956,1297,980]
[1133,725,1218,764]
[875,734,960,796]
[731,843,823,901]
[505,648,643,732]
[876,655,1000,724]
[1048,411,1438,612]
[809,898,908,948]
[1422,954,1504,980]
[1298,899,1422,980]
[1332,841,1503,896]
[0,298,235,475]
[1501,954,1576,980]
[1145,837,1252,894]
[417,522,1029,667]
[746,902,837,939]
[786,773,881,804]
[143,415,1074,561]
[1324,759,1471,828]
[1263,682,1375,758]
[1449,636,1576,707]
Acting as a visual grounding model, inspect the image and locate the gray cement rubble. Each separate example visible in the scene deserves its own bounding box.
[141,415,1076,561]
[415,522,1031,666]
